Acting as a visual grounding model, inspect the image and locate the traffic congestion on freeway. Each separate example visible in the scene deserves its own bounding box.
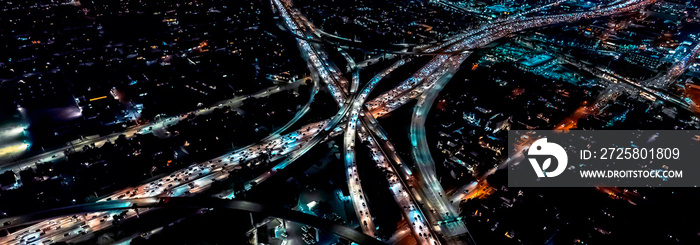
[2,0,698,244]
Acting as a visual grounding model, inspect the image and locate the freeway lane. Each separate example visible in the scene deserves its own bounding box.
[276,1,445,242]
[342,48,379,236]
[410,72,474,243]
[0,198,387,245]
[274,0,387,240]
[370,0,656,116]
[0,78,310,174]
[357,125,441,245]
[344,88,377,237]
[0,116,335,245]
[342,58,410,236]
[273,0,350,102]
